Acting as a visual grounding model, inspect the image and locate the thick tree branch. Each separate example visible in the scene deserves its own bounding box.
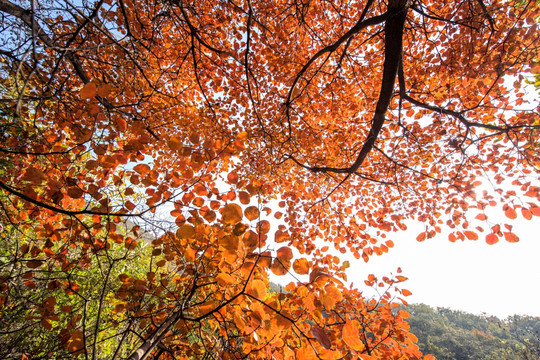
[296,0,411,175]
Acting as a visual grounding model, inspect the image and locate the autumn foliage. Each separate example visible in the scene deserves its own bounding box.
[0,0,539,358]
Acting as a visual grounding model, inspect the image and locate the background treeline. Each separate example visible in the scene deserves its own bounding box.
[405,304,540,360]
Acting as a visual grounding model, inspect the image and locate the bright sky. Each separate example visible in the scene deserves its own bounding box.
[347,218,540,319]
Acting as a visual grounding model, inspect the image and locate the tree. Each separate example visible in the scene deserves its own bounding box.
[0,0,539,358]
[405,304,532,360]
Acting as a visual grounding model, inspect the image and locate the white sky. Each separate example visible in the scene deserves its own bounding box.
[347,218,540,319]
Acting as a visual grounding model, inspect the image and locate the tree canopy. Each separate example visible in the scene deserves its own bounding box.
[0,0,539,358]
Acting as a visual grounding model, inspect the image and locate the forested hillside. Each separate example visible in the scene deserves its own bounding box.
[406,304,540,360]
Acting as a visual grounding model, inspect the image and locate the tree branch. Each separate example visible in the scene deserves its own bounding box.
[294,0,412,175]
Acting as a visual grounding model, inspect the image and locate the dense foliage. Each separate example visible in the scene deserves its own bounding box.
[406,304,540,360]
[1,0,539,358]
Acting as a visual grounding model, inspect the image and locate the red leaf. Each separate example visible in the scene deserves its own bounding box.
[27,260,43,269]
[311,326,332,349]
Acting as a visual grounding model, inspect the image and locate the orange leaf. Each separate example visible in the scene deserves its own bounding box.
[293,258,310,275]
[221,235,239,252]
[475,214,487,221]
[167,138,182,151]
[416,232,427,242]
[505,207,517,219]
[216,273,234,286]
[275,313,293,330]
[276,246,293,262]
[177,224,195,239]
[238,191,250,204]
[247,279,266,299]
[521,208,532,220]
[222,203,243,224]
[257,220,271,234]
[464,230,478,240]
[274,230,289,243]
[80,82,97,98]
[237,131,248,140]
[234,312,247,331]
[401,289,412,296]
[342,320,364,351]
[485,233,499,245]
[133,163,151,175]
[227,172,239,184]
[270,258,289,276]
[244,206,260,221]
[503,232,519,243]
[97,83,112,97]
[202,209,216,223]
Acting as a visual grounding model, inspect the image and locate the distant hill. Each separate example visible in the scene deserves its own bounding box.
[405,304,540,360]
